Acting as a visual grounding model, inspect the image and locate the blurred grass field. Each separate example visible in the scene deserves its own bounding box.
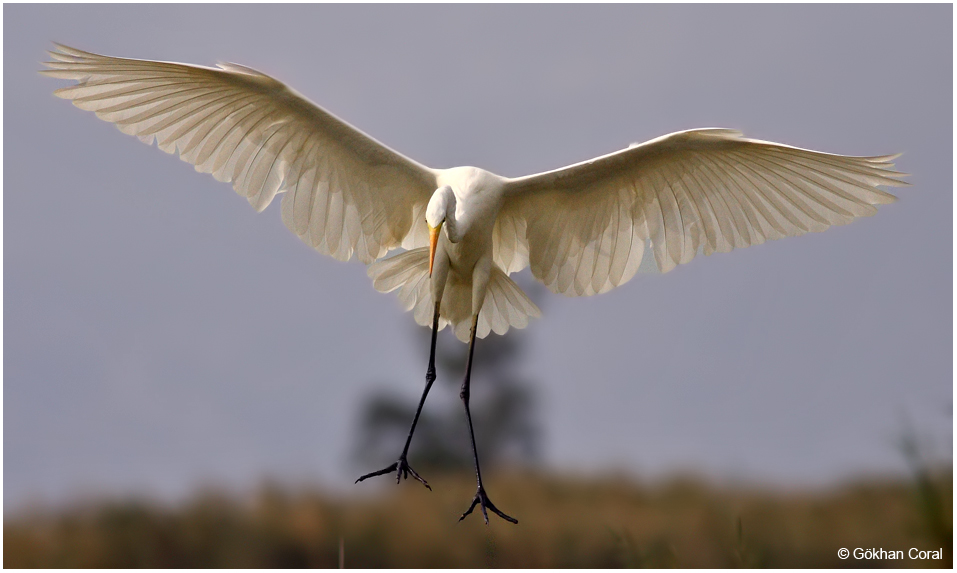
[5,466,951,568]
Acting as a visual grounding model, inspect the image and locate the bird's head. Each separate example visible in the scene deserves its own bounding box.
[426,185,455,276]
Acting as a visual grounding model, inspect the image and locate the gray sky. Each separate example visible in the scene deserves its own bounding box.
[5,5,951,511]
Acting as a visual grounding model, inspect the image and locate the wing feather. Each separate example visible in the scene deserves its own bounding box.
[695,152,755,248]
[607,194,633,287]
[676,154,721,254]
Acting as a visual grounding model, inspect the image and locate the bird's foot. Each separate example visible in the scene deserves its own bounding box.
[355,456,431,490]
[459,485,517,525]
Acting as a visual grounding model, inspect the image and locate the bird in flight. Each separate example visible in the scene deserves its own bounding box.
[43,44,907,525]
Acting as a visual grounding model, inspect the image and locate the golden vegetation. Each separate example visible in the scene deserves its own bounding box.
[5,468,951,568]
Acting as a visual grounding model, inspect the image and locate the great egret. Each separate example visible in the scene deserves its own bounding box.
[43,44,908,525]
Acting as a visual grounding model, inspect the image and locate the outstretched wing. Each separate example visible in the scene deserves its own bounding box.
[498,129,908,296]
[42,44,437,264]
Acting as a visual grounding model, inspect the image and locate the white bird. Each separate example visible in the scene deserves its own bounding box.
[42,44,908,524]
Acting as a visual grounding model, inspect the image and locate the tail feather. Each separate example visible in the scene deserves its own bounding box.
[368,248,541,342]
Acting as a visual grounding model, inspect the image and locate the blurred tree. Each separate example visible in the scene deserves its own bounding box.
[353,275,544,473]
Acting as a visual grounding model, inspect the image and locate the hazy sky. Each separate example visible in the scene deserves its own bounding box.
[5,5,951,511]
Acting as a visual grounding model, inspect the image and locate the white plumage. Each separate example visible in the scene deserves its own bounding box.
[42,44,908,342]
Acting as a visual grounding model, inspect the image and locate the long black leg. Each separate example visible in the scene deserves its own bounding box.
[355,302,441,490]
[458,314,518,525]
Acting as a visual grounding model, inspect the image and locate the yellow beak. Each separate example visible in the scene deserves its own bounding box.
[428,223,442,276]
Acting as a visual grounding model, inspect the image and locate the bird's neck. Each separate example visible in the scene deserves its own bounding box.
[436,186,460,241]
